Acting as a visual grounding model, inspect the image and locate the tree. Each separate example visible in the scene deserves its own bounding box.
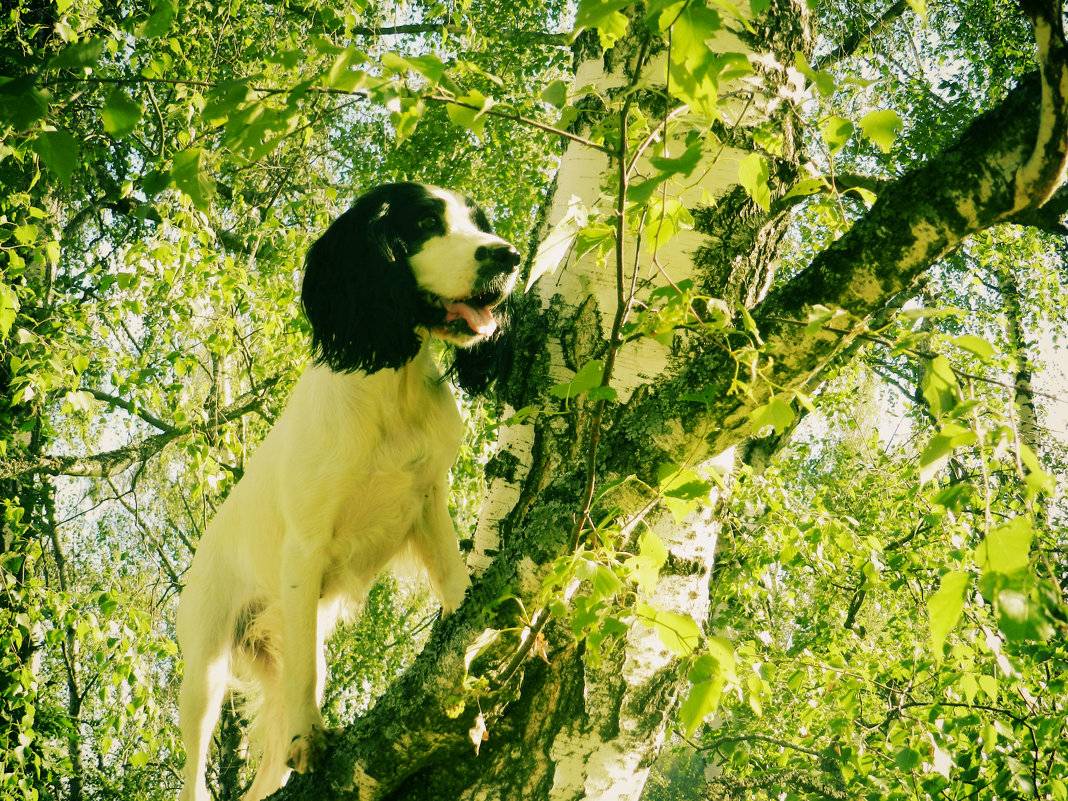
[1,1,1066,800]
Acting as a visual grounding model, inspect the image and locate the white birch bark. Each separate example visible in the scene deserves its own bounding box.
[466,31,770,799]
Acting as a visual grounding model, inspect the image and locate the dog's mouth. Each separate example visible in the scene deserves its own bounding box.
[440,290,504,337]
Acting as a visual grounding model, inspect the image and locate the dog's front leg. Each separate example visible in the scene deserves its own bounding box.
[278,539,332,774]
[413,482,471,614]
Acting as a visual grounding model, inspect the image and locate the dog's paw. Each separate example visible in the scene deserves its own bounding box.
[285,724,338,774]
[438,574,471,617]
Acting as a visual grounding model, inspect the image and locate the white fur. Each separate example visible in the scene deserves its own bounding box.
[177,353,469,801]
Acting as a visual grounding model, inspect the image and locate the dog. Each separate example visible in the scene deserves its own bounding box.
[176,182,521,801]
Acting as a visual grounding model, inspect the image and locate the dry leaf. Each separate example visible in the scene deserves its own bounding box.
[469,713,489,755]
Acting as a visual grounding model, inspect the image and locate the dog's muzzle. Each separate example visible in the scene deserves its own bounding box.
[441,244,521,337]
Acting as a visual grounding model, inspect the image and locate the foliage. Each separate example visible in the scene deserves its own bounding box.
[706,376,1067,799]
[1,0,1066,799]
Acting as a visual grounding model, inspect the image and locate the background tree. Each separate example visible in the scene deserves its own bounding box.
[0,1,1066,801]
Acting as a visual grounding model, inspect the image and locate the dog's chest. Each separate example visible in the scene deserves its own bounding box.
[327,371,463,538]
[371,380,462,475]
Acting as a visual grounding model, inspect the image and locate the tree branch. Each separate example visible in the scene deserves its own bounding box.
[79,388,174,433]
[268,49,1068,801]
[1013,0,1068,211]
[772,172,889,214]
[346,23,569,48]
[704,768,849,800]
[609,68,1062,479]
[0,378,279,480]
[814,0,912,70]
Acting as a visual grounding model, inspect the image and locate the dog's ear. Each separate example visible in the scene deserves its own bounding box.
[448,296,515,396]
[301,198,424,374]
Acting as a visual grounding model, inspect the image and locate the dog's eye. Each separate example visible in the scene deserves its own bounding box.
[418,216,439,231]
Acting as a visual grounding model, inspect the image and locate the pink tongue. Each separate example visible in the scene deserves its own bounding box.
[443,300,497,336]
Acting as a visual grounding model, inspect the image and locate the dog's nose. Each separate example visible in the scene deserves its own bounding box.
[476,243,521,273]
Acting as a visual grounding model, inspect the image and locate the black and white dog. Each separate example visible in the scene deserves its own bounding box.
[177,183,521,801]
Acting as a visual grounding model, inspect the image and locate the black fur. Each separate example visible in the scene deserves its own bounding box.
[301,182,517,396]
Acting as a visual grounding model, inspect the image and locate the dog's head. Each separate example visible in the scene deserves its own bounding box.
[301,182,522,394]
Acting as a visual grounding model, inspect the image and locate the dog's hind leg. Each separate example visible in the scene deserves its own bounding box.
[178,639,231,801]
[242,653,291,801]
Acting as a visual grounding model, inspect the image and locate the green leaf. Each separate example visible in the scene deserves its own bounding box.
[48,38,104,70]
[859,109,903,154]
[171,148,216,210]
[624,530,669,591]
[977,673,998,701]
[681,384,718,404]
[445,90,493,136]
[920,355,960,417]
[794,52,836,96]
[746,672,764,716]
[648,141,704,177]
[894,746,921,771]
[678,671,724,736]
[591,563,624,600]
[656,463,712,522]
[136,0,177,38]
[750,396,794,436]
[661,4,726,117]
[540,79,568,108]
[202,79,253,125]
[928,570,968,659]
[0,281,20,338]
[821,115,854,153]
[323,47,371,92]
[573,222,614,261]
[527,197,587,289]
[679,638,738,733]
[782,176,829,201]
[951,334,995,361]
[549,360,605,400]
[33,129,78,186]
[905,0,928,22]
[707,0,754,28]
[737,153,771,211]
[657,464,711,501]
[918,422,976,484]
[988,578,1055,643]
[13,224,37,245]
[101,90,143,138]
[974,517,1032,576]
[638,603,701,655]
[574,0,632,29]
[129,751,151,769]
[464,628,502,674]
[0,77,50,129]
[587,385,618,402]
[595,8,630,49]
[406,53,446,85]
[574,0,632,47]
